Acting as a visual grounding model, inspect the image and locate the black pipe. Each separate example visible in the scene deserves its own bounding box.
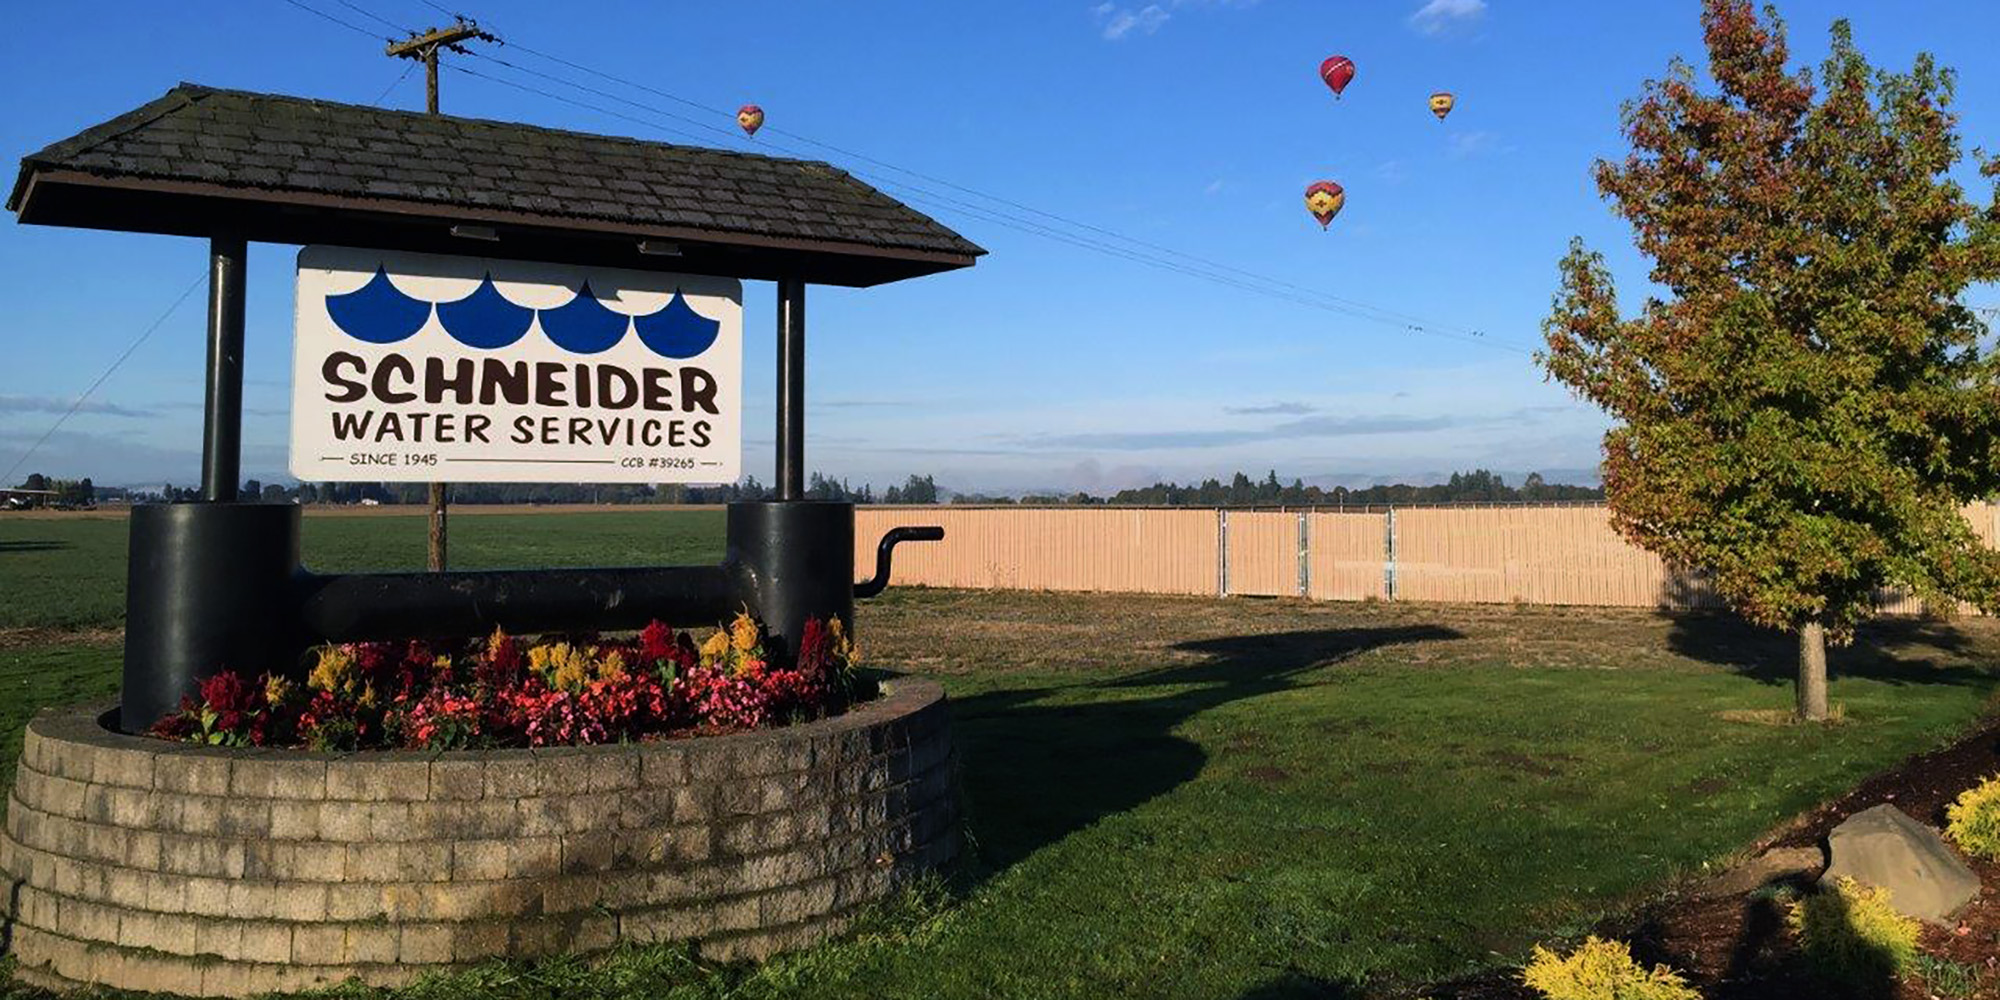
[121,502,300,732]
[730,500,853,661]
[855,526,944,599]
[298,564,744,642]
[200,235,246,503]
[776,278,805,500]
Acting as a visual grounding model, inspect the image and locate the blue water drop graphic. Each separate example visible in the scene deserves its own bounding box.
[538,282,629,354]
[436,274,534,350]
[632,292,722,359]
[324,267,431,344]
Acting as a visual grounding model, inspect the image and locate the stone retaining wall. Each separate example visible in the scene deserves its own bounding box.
[0,679,955,997]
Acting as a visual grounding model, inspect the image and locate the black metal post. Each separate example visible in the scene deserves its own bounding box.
[200,235,246,502]
[776,278,805,499]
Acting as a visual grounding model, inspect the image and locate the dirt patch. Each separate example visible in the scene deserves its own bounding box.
[0,626,122,650]
[1484,749,1579,779]
[1245,765,1291,784]
[1421,719,2000,1000]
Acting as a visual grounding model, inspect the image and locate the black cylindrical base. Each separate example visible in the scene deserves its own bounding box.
[121,502,302,732]
[727,500,854,661]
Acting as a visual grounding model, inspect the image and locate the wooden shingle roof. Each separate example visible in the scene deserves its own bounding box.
[8,83,984,286]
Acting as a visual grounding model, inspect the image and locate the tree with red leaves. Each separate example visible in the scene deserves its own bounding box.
[1542,0,2000,721]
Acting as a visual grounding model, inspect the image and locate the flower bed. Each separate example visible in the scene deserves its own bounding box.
[148,613,870,750]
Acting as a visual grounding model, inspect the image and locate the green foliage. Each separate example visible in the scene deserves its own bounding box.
[1944,772,2000,860]
[1786,876,1921,989]
[1541,0,2000,643]
[1912,953,1982,1000]
[1520,936,1700,1000]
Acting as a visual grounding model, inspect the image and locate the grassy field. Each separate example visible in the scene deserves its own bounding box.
[0,509,725,632]
[3,510,1999,998]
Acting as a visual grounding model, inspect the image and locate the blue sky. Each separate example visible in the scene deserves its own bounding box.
[2,0,1996,494]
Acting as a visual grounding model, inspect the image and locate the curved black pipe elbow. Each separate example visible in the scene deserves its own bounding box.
[855,526,944,599]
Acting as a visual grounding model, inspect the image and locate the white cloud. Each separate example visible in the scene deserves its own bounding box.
[1408,0,1486,35]
[1096,3,1171,40]
[1447,130,1511,158]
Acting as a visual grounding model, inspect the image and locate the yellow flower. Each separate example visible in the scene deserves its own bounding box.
[700,630,730,663]
[308,646,355,694]
[830,617,855,664]
[357,683,379,710]
[265,674,295,707]
[730,612,760,653]
[434,655,453,673]
[531,642,594,693]
[598,649,628,682]
[485,626,510,656]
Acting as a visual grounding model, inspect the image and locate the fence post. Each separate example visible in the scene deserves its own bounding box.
[1384,505,1398,601]
[1217,508,1230,597]
[1297,510,1309,598]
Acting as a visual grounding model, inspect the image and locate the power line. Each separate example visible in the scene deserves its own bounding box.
[0,277,202,488]
[371,59,418,105]
[1,55,421,487]
[448,48,1518,351]
[485,36,1500,343]
[332,0,411,35]
[320,0,1514,348]
[298,0,1524,351]
[275,0,393,41]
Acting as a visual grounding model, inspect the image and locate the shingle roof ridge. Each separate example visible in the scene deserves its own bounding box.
[7,85,207,211]
[166,81,856,178]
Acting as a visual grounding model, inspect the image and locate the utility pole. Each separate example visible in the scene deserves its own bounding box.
[387,19,494,571]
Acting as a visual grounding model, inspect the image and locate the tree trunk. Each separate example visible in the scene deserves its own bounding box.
[1797,621,1829,722]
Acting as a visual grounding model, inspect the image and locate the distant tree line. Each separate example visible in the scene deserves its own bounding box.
[138,473,949,507]
[26,469,1595,510]
[952,469,1603,507]
[6,473,107,508]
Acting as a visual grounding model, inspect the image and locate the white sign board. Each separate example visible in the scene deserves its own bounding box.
[290,247,741,484]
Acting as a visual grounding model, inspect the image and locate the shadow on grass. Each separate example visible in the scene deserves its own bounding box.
[0,541,66,554]
[946,624,1460,879]
[1665,613,1989,691]
[1233,969,1363,999]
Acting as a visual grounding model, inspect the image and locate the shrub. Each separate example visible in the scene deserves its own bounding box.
[150,612,866,750]
[1520,936,1700,1000]
[1945,773,2000,861]
[1786,876,1920,989]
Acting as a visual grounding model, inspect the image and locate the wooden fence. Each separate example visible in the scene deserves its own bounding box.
[855,503,2000,611]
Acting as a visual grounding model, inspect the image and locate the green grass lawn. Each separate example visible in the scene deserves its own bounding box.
[3,520,1998,999]
[0,509,725,631]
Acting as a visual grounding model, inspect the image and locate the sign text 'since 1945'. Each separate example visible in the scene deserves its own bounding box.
[290,246,742,483]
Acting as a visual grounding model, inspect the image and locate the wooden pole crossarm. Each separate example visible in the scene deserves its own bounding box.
[384,23,493,61]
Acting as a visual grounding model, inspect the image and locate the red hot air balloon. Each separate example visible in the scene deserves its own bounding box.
[1319,56,1355,99]
[737,104,765,136]
[1304,181,1345,229]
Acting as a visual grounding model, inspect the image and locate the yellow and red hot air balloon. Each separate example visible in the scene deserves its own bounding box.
[1319,55,1355,99]
[1428,91,1455,122]
[737,104,765,136]
[1304,181,1345,230]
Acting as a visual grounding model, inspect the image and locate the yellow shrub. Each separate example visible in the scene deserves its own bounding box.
[1787,876,1919,987]
[1520,936,1700,1000]
[1946,773,2000,861]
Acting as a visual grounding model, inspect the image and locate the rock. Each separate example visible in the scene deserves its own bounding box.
[1821,803,1980,925]
[1695,845,1824,899]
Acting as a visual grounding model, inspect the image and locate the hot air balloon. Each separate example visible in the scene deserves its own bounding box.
[737,104,765,136]
[1304,181,1345,230]
[1319,56,1355,99]
[1428,91,1455,122]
